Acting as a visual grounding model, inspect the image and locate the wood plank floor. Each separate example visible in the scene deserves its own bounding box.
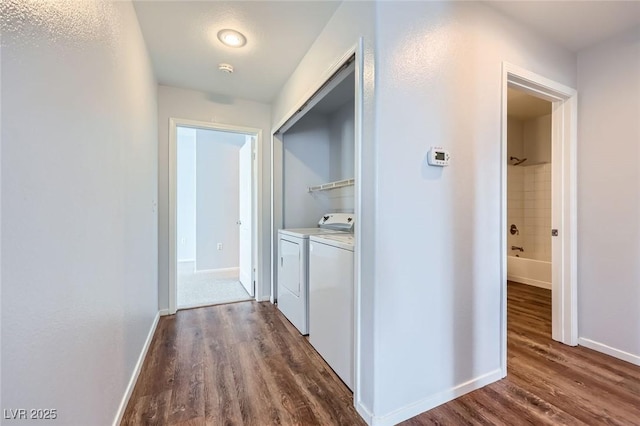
[122,301,365,425]
[123,283,640,425]
[403,282,640,425]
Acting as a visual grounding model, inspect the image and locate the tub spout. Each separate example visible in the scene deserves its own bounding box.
[511,246,524,252]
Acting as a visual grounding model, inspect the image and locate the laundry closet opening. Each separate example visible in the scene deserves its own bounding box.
[173,124,257,311]
[272,55,357,392]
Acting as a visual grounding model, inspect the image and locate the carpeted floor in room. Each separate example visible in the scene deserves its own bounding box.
[177,267,251,309]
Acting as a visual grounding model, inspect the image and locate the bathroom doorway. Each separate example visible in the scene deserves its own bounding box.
[500,63,578,373]
[505,87,554,352]
[506,88,553,290]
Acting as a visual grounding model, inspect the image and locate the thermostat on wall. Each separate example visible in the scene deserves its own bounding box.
[427,147,450,166]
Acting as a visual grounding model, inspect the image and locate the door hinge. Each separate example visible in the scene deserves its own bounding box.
[551,229,559,236]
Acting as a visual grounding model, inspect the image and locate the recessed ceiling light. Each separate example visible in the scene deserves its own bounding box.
[218,63,234,73]
[217,29,247,48]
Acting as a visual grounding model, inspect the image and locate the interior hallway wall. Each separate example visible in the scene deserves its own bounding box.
[157,85,272,305]
[1,1,158,424]
[577,26,640,364]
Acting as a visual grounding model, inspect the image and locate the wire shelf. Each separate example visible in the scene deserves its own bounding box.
[308,178,355,193]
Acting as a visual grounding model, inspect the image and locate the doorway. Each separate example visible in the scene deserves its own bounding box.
[506,88,553,289]
[505,87,555,358]
[169,119,262,314]
[500,63,578,373]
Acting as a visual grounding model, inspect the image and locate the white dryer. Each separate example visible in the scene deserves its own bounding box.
[277,213,354,335]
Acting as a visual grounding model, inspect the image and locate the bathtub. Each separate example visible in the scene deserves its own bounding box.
[507,256,551,289]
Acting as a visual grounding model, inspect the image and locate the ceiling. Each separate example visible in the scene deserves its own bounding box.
[486,1,640,52]
[507,88,551,120]
[132,1,340,103]
[133,1,639,104]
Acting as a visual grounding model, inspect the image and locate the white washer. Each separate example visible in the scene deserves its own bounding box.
[308,233,355,390]
[277,214,353,335]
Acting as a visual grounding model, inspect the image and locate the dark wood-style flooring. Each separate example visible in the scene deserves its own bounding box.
[122,283,640,425]
[122,301,363,425]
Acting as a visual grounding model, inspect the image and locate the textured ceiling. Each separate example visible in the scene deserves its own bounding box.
[134,1,640,104]
[132,1,340,103]
[487,1,640,52]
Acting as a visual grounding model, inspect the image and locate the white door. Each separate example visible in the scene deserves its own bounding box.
[239,137,254,296]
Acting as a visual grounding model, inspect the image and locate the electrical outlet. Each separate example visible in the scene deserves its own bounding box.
[217,243,223,250]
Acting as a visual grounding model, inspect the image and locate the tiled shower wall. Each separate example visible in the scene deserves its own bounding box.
[524,164,551,261]
[507,163,551,261]
[507,165,524,251]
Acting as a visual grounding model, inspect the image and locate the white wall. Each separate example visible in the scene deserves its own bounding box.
[177,127,197,261]
[195,129,244,270]
[372,2,575,421]
[1,1,158,424]
[327,100,356,213]
[577,27,640,363]
[157,85,272,305]
[329,100,356,181]
[283,113,331,228]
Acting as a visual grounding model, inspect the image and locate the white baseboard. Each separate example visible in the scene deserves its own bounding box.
[578,337,640,366]
[159,309,171,316]
[257,295,271,302]
[356,400,374,425]
[364,369,503,426]
[112,311,161,426]
[194,267,239,280]
[507,275,551,290]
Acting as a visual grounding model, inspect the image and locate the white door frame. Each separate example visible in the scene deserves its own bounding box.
[169,118,263,314]
[500,62,578,373]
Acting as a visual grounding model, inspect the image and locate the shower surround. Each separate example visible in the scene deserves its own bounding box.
[507,163,552,288]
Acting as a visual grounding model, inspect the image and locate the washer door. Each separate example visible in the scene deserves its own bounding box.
[279,238,301,296]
